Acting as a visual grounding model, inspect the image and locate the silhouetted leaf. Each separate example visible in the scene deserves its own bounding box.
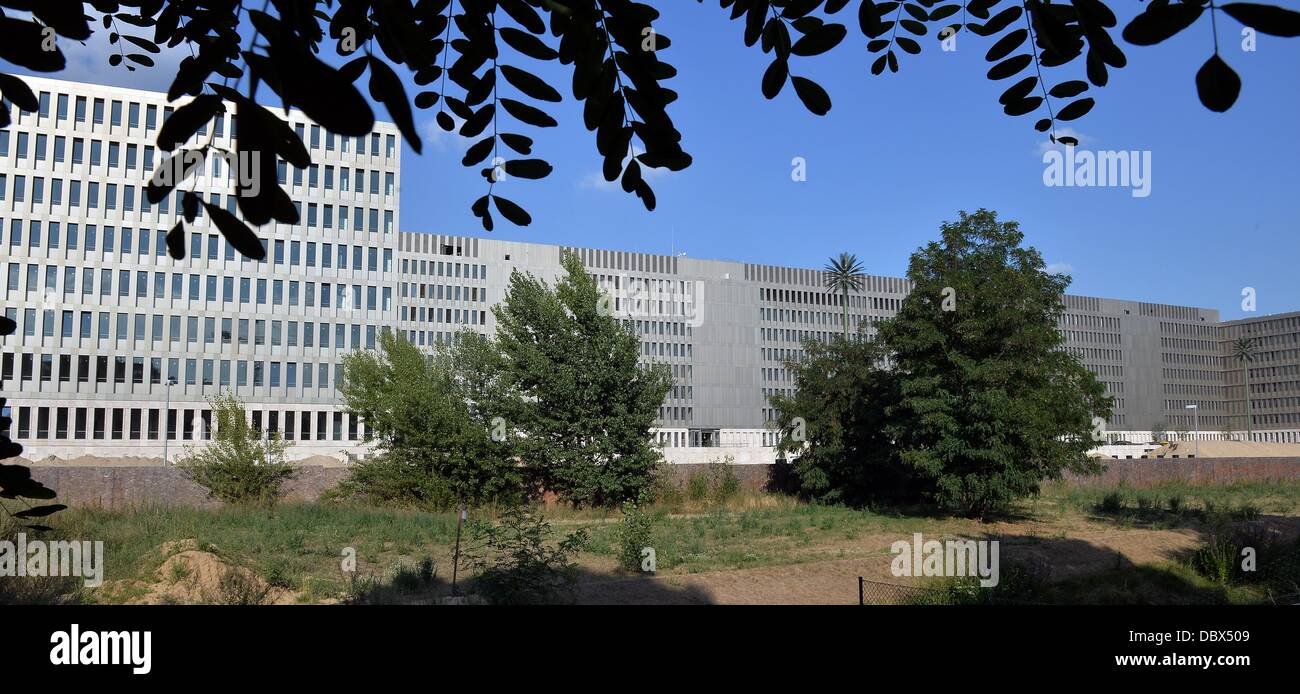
[1122,3,1205,45]
[14,504,67,519]
[166,221,186,260]
[791,76,832,115]
[1056,97,1096,121]
[464,136,495,166]
[987,54,1033,80]
[1003,96,1042,116]
[0,17,67,72]
[792,23,848,56]
[500,65,562,102]
[158,95,223,151]
[0,73,38,111]
[1049,80,1090,98]
[1195,54,1241,112]
[500,27,558,60]
[1221,3,1300,36]
[369,56,422,154]
[986,29,1028,62]
[492,195,532,226]
[500,133,533,155]
[202,202,266,260]
[762,59,788,99]
[501,98,557,128]
[504,159,553,179]
[999,76,1038,105]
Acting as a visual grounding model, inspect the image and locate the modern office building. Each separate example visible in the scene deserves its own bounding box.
[2,77,1296,468]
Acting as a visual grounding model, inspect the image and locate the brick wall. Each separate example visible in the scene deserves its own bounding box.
[1062,457,1300,488]
[28,466,350,509]
[23,458,1300,509]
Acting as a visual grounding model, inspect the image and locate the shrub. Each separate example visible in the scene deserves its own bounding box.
[323,453,459,511]
[175,393,296,505]
[1098,491,1126,514]
[1189,533,1241,586]
[1167,495,1184,514]
[462,507,588,604]
[651,467,685,508]
[707,456,741,502]
[686,472,710,502]
[616,502,655,573]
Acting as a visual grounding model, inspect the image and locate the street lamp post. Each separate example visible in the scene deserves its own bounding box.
[1184,404,1199,458]
[163,377,176,466]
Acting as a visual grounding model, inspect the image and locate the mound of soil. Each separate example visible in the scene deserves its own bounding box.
[119,539,297,605]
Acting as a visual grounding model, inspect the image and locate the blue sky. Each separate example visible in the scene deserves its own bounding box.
[25,2,1300,319]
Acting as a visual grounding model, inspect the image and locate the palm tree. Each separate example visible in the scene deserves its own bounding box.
[823,252,865,340]
[1231,336,1256,441]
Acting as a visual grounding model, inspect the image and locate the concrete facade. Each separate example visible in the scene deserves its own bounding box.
[2,77,1297,468]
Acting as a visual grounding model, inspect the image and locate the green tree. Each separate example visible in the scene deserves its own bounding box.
[487,251,672,506]
[823,252,866,340]
[877,209,1112,518]
[337,329,519,508]
[176,392,296,505]
[1231,337,1256,440]
[770,336,915,505]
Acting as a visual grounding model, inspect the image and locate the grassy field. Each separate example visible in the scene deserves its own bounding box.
[6,480,1300,605]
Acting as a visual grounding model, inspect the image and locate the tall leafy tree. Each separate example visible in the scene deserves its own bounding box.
[487,251,672,507]
[1231,336,1256,439]
[338,330,519,507]
[877,209,1112,517]
[823,252,866,340]
[769,336,914,504]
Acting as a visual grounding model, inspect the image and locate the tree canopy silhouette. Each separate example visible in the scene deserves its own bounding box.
[0,0,1297,242]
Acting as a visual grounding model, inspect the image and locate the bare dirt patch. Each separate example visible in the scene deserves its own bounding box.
[107,539,297,605]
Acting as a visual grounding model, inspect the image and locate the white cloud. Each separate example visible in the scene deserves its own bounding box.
[1045,262,1074,275]
[420,116,474,153]
[578,152,670,191]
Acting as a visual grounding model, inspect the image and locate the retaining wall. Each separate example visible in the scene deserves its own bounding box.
[21,458,1300,509]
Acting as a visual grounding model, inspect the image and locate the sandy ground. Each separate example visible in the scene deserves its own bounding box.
[574,518,1300,605]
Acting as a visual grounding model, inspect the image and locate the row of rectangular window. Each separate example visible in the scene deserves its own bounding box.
[3,351,337,391]
[3,310,394,349]
[7,91,397,159]
[5,266,397,311]
[0,179,394,234]
[5,404,363,443]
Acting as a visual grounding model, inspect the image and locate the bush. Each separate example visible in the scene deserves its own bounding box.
[1167,495,1184,514]
[1098,491,1126,514]
[323,453,459,511]
[616,502,655,573]
[686,471,711,502]
[462,507,588,604]
[707,456,741,502]
[175,393,296,505]
[651,466,685,508]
